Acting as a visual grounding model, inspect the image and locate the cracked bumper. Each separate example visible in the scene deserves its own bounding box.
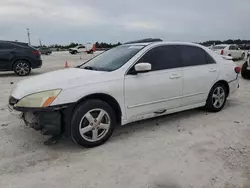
[9,98,75,137]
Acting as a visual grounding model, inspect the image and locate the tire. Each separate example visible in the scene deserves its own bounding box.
[71,99,116,148]
[205,83,227,112]
[241,61,250,79]
[241,53,245,60]
[13,60,31,76]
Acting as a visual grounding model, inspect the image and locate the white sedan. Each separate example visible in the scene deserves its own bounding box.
[211,44,245,60]
[9,40,240,147]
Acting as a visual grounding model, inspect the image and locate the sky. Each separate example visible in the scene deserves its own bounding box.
[1,0,250,45]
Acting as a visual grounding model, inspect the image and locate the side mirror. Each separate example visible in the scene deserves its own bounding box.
[134,63,151,73]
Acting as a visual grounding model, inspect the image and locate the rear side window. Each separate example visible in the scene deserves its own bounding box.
[178,45,207,67]
[206,53,216,64]
[0,43,15,49]
[138,45,181,71]
[229,46,236,50]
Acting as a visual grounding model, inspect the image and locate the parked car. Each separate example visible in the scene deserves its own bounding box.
[241,51,250,79]
[0,40,42,76]
[38,47,52,55]
[69,43,94,54]
[9,40,240,147]
[211,44,245,60]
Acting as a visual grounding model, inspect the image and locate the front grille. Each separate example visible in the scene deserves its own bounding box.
[9,96,19,106]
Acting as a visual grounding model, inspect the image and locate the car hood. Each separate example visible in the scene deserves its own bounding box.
[11,68,109,99]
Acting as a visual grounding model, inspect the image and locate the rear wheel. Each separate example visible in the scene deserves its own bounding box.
[241,61,250,79]
[205,83,227,112]
[13,60,31,76]
[71,100,116,148]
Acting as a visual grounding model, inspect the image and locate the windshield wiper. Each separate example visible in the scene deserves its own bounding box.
[83,66,95,70]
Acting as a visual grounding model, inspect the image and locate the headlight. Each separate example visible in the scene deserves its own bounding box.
[16,89,61,108]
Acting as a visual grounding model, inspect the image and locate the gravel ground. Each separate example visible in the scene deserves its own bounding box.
[0,52,250,188]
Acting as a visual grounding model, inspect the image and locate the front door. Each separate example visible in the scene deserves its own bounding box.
[176,45,219,107]
[124,45,183,121]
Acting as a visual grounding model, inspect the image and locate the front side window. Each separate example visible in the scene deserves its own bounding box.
[137,45,181,71]
[80,45,144,71]
[178,45,207,67]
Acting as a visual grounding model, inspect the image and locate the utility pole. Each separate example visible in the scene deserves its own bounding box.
[39,38,42,46]
[27,28,30,44]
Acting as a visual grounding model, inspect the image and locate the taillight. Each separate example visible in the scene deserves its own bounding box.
[220,50,224,55]
[235,66,241,74]
[32,50,40,55]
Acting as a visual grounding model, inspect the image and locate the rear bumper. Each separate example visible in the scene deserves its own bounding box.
[228,77,239,96]
[31,59,42,69]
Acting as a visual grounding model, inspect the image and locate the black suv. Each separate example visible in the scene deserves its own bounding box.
[0,41,42,76]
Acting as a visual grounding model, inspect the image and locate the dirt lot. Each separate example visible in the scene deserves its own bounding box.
[0,52,250,188]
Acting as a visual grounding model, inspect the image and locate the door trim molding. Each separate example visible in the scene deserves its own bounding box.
[127,92,205,109]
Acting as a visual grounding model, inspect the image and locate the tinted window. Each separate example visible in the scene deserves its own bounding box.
[0,43,15,49]
[138,45,181,71]
[206,53,216,64]
[79,46,85,49]
[229,45,236,50]
[178,45,207,67]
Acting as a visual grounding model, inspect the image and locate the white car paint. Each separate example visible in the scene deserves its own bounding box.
[11,42,239,125]
[211,44,245,59]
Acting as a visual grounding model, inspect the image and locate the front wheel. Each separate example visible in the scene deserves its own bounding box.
[13,60,31,76]
[205,83,227,112]
[71,100,116,148]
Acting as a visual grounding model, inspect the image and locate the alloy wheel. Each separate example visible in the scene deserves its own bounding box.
[212,86,225,108]
[15,62,30,76]
[79,108,111,142]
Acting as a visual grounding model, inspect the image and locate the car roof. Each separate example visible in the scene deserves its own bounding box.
[123,41,205,48]
[0,40,29,45]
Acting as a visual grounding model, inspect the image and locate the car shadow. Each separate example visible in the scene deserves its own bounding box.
[18,99,242,153]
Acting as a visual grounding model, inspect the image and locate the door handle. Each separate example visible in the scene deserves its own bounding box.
[209,68,217,72]
[170,74,181,79]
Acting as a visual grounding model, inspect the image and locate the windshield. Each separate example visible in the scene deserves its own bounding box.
[212,45,226,50]
[80,45,144,71]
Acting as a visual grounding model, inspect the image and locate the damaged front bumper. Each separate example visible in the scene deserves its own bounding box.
[9,96,74,137]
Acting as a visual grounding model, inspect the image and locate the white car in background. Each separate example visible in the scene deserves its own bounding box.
[69,43,95,54]
[211,44,245,60]
[9,39,241,148]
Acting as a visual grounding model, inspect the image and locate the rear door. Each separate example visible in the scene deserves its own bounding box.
[0,43,16,70]
[229,45,239,58]
[124,45,183,120]
[177,45,219,107]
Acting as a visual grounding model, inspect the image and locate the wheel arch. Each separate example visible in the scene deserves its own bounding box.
[211,80,230,97]
[73,93,122,124]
